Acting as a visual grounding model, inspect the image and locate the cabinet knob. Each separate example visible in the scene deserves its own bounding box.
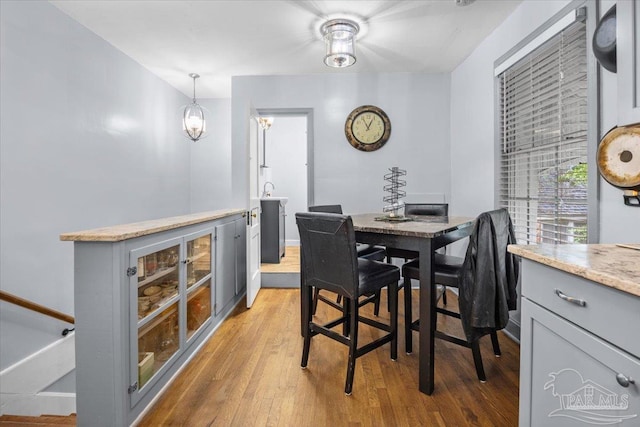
[251,212,257,218]
[616,373,635,388]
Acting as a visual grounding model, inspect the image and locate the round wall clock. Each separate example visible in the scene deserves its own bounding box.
[344,105,391,152]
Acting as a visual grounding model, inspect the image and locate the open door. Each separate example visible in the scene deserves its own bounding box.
[246,112,261,307]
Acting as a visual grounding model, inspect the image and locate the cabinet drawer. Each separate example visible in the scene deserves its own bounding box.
[521,260,640,358]
[520,299,640,427]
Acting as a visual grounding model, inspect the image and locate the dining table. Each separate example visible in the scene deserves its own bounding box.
[350,213,475,395]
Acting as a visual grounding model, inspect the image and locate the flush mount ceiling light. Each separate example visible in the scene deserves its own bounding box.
[320,18,360,68]
[455,0,476,6]
[182,73,206,142]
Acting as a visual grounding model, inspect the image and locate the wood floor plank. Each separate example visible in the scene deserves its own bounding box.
[1,288,520,426]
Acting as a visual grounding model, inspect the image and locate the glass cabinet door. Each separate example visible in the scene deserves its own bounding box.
[133,242,181,395]
[186,279,211,340]
[185,233,213,342]
[130,231,214,403]
[136,244,180,321]
[186,234,211,289]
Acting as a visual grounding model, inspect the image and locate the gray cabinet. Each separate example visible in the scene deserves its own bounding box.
[519,260,640,426]
[618,0,640,126]
[215,216,246,315]
[260,199,285,263]
[62,210,246,426]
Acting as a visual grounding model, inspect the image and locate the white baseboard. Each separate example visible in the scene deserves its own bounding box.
[1,392,75,417]
[0,333,76,416]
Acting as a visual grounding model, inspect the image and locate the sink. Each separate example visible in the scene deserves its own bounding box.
[261,196,288,205]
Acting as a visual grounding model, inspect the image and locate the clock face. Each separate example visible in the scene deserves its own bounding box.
[345,105,391,151]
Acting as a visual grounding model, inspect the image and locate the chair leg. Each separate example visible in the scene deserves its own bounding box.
[404,277,413,354]
[442,286,447,306]
[389,281,398,361]
[470,340,486,382]
[343,298,351,337]
[301,287,313,369]
[345,299,359,395]
[312,287,320,315]
[373,292,381,316]
[491,331,501,357]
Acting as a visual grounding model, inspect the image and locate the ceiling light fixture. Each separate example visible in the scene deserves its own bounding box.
[182,73,206,142]
[455,0,476,6]
[320,18,360,68]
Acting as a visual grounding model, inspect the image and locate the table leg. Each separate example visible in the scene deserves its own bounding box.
[418,238,435,395]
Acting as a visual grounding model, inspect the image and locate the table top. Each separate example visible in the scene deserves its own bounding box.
[351,213,475,238]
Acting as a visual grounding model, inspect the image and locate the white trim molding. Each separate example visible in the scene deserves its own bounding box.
[0,333,76,416]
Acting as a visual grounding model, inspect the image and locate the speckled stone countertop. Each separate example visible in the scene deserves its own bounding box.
[508,244,640,297]
[351,213,475,237]
[60,209,245,242]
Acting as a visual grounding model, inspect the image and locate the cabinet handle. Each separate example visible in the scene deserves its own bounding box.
[183,258,191,264]
[554,288,586,307]
[616,373,635,388]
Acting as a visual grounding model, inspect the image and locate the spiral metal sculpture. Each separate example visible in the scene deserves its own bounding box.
[383,167,407,217]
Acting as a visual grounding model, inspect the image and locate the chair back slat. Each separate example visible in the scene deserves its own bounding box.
[308,205,343,214]
[296,212,359,299]
[404,203,448,216]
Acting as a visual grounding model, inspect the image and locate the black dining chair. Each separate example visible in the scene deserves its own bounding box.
[384,203,450,308]
[308,204,386,315]
[402,208,519,382]
[296,212,399,395]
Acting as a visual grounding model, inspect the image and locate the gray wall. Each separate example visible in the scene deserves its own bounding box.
[0,1,229,371]
[191,98,233,212]
[232,73,452,214]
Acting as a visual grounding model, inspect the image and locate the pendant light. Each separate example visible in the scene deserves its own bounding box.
[183,73,206,142]
[320,19,360,68]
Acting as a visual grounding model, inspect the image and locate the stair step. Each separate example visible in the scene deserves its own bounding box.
[0,414,76,426]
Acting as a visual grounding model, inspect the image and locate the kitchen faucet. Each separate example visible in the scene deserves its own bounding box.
[262,181,275,198]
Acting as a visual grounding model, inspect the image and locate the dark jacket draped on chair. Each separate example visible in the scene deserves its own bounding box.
[458,209,520,343]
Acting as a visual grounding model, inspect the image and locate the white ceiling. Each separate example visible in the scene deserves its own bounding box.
[50,0,522,99]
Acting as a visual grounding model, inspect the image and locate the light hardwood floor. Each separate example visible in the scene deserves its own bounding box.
[1,287,520,427]
[139,288,519,426]
[260,246,300,273]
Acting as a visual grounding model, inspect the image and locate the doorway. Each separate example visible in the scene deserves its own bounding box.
[256,108,314,247]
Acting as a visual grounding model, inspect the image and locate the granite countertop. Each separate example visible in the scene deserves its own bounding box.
[350,213,475,238]
[60,208,245,242]
[508,244,640,297]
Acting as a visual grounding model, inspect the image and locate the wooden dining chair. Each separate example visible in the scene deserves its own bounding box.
[402,208,520,382]
[296,212,399,395]
[308,204,386,315]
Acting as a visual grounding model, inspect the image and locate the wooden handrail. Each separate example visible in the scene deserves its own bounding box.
[0,290,74,325]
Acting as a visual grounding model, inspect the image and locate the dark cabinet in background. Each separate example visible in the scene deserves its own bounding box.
[261,198,286,263]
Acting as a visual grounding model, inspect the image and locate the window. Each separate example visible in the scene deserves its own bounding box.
[498,20,588,244]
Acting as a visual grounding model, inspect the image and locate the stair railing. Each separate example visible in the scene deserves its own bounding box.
[0,290,75,336]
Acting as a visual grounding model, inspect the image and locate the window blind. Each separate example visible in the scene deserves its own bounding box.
[498,20,588,244]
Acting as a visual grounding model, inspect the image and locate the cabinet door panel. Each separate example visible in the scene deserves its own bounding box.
[215,221,236,314]
[235,217,247,294]
[520,299,640,426]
